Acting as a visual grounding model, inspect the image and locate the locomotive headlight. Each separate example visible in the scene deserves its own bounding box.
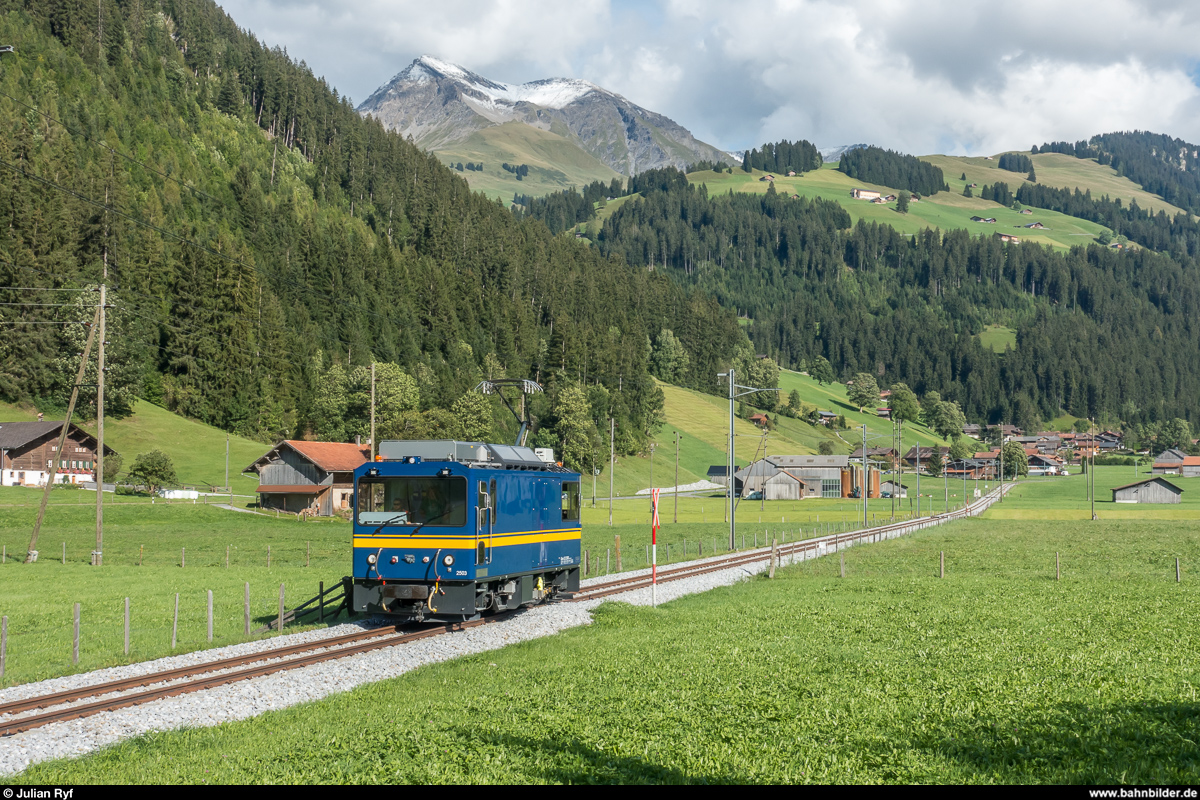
[366,553,377,565]
[443,554,455,567]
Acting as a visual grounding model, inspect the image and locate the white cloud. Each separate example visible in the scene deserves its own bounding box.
[216,0,1200,153]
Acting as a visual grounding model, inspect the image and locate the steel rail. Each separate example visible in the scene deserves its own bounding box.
[0,484,1009,737]
[0,619,495,736]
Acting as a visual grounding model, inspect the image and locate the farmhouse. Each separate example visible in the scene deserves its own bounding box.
[902,445,950,469]
[748,412,771,428]
[1020,209,1033,215]
[817,411,838,426]
[1028,453,1064,475]
[1153,448,1189,474]
[996,233,1020,243]
[787,171,796,177]
[850,446,899,468]
[1023,222,1046,229]
[852,189,881,200]
[0,421,116,487]
[245,440,370,516]
[1111,477,1182,504]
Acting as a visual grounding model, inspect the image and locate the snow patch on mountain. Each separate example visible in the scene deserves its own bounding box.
[820,143,868,163]
[413,55,597,110]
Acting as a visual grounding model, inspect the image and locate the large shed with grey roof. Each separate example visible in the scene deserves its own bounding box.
[1111,477,1183,504]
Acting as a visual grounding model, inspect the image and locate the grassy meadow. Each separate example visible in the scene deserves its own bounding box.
[0,398,269,494]
[921,152,1189,218]
[684,163,1111,249]
[18,515,1200,784]
[433,122,621,202]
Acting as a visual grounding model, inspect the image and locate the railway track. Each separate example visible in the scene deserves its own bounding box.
[0,483,1009,737]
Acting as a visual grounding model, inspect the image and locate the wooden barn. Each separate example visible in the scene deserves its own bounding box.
[245,440,369,516]
[1111,477,1183,504]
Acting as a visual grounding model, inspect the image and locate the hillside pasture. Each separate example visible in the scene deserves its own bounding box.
[685,166,1110,249]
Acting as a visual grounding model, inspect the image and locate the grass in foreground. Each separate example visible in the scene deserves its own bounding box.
[16,518,1200,784]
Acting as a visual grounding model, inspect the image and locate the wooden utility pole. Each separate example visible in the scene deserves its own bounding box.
[370,362,376,461]
[94,284,105,566]
[27,306,101,562]
[608,418,614,527]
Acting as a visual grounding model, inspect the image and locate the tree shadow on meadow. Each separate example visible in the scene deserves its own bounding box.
[891,699,1200,784]
[464,729,738,784]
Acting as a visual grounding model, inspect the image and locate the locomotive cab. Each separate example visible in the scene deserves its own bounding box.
[350,440,582,622]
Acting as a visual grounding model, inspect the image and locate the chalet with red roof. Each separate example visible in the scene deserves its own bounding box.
[245,440,370,516]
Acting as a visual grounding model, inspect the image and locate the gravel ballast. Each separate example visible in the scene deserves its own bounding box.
[0,494,1004,777]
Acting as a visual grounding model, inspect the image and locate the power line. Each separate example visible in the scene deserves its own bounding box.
[0,87,221,204]
[0,156,395,327]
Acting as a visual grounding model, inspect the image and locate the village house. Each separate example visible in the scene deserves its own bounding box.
[0,421,117,487]
[245,440,369,516]
[817,411,838,426]
[748,412,771,428]
[1023,222,1046,229]
[1028,453,1065,476]
[850,447,899,469]
[851,189,881,200]
[902,445,950,470]
[997,233,1021,243]
[1020,209,1033,215]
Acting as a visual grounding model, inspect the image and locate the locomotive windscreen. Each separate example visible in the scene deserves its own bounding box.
[357,476,467,527]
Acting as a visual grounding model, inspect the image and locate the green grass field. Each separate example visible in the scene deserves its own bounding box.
[19,515,1200,784]
[684,164,1111,250]
[0,398,270,493]
[921,152,1189,218]
[434,122,621,202]
[983,466,1200,519]
[976,324,1017,353]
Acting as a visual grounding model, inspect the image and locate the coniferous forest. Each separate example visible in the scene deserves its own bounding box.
[594,179,1200,430]
[0,0,744,457]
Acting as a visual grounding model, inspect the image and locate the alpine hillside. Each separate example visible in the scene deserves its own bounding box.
[357,56,729,198]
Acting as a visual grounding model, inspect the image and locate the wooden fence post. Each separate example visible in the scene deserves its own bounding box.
[124,597,130,655]
[584,549,590,576]
[615,535,621,572]
[226,545,230,568]
[769,538,777,579]
[698,540,703,558]
[1178,557,1182,583]
[171,593,178,649]
[181,547,185,568]
[139,544,143,567]
[319,581,325,622]
[73,602,80,664]
[277,583,285,632]
[244,583,250,636]
[940,551,945,579]
[207,590,213,643]
[666,543,670,562]
[606,549,610,574]
[840,552,845,579]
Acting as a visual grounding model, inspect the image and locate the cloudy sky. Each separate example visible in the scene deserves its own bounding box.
[218,0,1200,155]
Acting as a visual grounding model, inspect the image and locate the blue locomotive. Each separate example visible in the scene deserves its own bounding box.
[350,439,582,622]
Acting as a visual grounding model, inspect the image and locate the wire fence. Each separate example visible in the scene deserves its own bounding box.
[0,578,345,686]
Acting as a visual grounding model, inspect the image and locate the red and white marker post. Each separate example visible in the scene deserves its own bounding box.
[651,488,661,607]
